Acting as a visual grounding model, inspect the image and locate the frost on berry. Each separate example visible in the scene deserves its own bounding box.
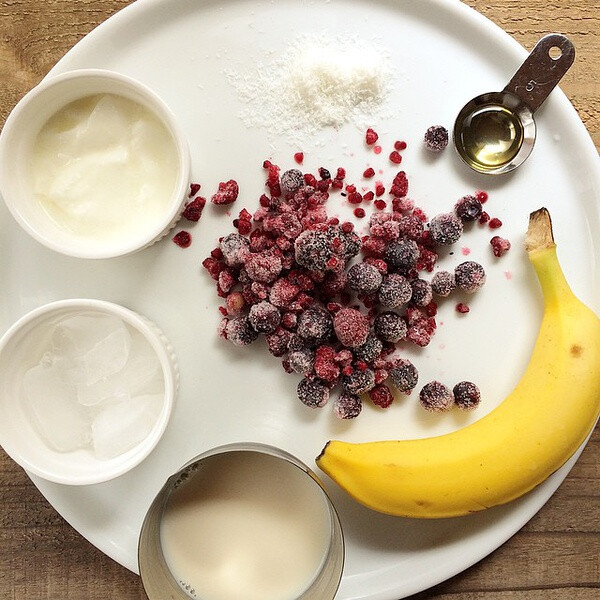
[211,179,239,205]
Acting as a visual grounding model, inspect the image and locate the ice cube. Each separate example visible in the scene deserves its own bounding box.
[76,329,162,406]
[23,363,91,453]
[92,393,163,460]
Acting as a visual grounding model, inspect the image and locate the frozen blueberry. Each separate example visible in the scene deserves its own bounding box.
[423,125,449,152]
[374,311,407,343]
[342,368,376,395]
[294,229,335,272]
[297,307,333,345]
[333,392,362,419]
[297,378,330,408]
[220,232,250,268]
[385,239,420,272]
[225,316,259,346]
[347,262,383,294]
[388,358,418,393]
[431,271,456,297]
[454,195,483,222]
[453,381,481,410]
[353,334,383,364]
[419,381,454,412]
[378,274,412,309]
[410,279,433,307]
[454,261,486,293]
[340,229,362,259]
[248,301,281,334]
[280,169,305,195]
[429,213,463,246]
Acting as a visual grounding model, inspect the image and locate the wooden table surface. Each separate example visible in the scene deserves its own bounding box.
[0,1,598,599]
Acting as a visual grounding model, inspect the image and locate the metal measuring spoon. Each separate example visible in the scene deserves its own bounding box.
[453,34,575,175]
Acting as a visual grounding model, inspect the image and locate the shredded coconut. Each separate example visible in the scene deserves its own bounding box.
[225,34,394,146]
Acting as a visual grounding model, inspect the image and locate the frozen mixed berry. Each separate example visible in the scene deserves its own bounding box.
[244,252,283,283]
[456,302,470,314]
[280,169,305,195]
[333,392,362,419]
[340,229,362,260]
[248,301,281,334]
[405,308,436,347]
[182,197,206,222]
[265,327,293,357]
[294,229,338,272]
[369,384,394,408]
[490,236,511,257]
[220,233,250,268]
[453,381,481,410]
[455,261,486,293]
[385,239,420,272]
[365,128,379,145]
[374,311,407,343]
[342,368,376,395]
[388,358,418,394]
[423,125,449,152]
[429,213,463,246]
[454,195,483,222]
[297,307,333,345]
[410,279,433,307]
[333,308,370,348]
[288,349,315,375]
[314,346,341,382]
[346,262,383,294]
[354,334,383,364]
[297,378,329,408]
[211,179,239,205]
[419,381,454,412]
[172,231,192,248]
[224,316,259,346]
[269,278,300,308]
[431,270,456,297]
[378,274,412,309]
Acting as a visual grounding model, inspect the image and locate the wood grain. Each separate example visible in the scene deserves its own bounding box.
[0,1,598,599]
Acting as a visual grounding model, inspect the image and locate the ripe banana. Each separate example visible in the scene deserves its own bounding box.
[316,208,600,518]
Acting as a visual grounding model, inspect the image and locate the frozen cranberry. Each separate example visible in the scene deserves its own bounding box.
[297,378,329,408]
[342,368,375,395]
[385,239,419,272]
[490,236,511,257]
[410,278,433,307]
[431,270,456,297]
[423,125,449,152]
[346,262,383,295]
[211,179,239,205]
[374,311,407,343]
[333,308,370,348]
[333,392,362,419]
[297,307,333,345]
[419,381,453,411]
[248,301,281,334]
[454,261,486,293]
[172,231,192,248]
[454,195,483,222]
[429,213,463,246]
[378,274,412,309]
[388,358,418,393]
[453,381,481,410]
[369,384,394,408]
[182,197,206,222]
[225,316,258,346]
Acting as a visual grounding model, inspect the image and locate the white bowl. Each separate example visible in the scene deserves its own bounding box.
[0,299,178,485]
[0,69,191,259]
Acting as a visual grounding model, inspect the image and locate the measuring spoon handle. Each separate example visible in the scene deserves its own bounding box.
[503,33,575,113]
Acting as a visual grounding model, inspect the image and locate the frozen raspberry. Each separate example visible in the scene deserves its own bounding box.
[244,252,283,283]
[294,229,338,272]
[488,217,503,229]
[390,171,409,197]
[490,236,511,257]
[385,239,419,272]
[333,308,370,348]
[172,231,192,248]
[346,262,383,295]
[455,261,486,293]
[342,368,375,395]
[456,302,470,314]
[423,125,449,152]
[269,278,300,308]
[405,308,436,347]
[248,301,281,334]
[429,213,463,246]
[297,378,329,408]
[211,179,239,205]
[374,311,407,343]
[288,349,315,376]
[396,215,424,240]
[369,384,394,408]
[419,381,454,412]
[365,128,379,145]
[388,358,418,394]
[354,335,383,364]
[182,197,206,222]
[265,327,292,357]
[225,316,258,346]
[410,279,433,307]
[378,274,412,309]
[333,392,362,419]
[297,307,333,345]
[453,381,481,410]
[220,233,250,268]
[454,195,483,222]
[314,346,341,382]
[280,169,305,195]
[431,271,456,297]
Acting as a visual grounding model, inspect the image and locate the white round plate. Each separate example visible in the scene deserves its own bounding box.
[1,0,598,599]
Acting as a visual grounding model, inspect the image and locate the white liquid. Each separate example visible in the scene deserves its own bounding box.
[160,452,332,600]
[31,93,179,244]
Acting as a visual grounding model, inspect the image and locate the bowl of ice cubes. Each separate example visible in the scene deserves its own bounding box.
[0,299,177,484]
